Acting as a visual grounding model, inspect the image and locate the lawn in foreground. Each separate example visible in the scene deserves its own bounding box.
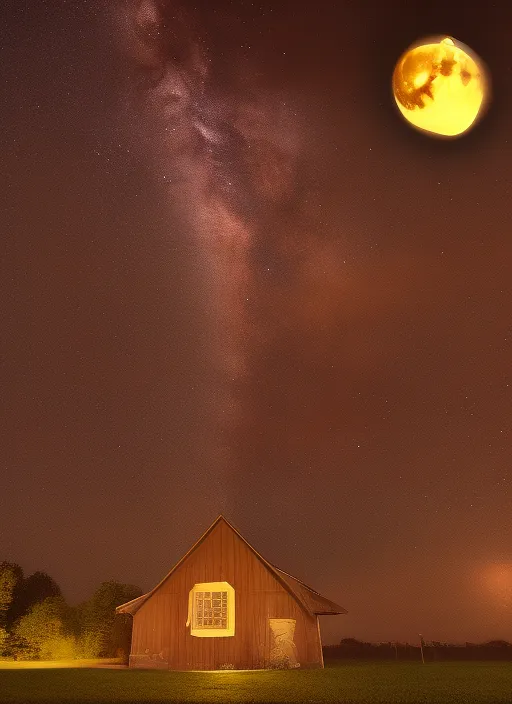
[0,661,511,704]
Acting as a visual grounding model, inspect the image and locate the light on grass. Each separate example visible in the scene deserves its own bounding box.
[0,658,123,669]
[2,662,512,703]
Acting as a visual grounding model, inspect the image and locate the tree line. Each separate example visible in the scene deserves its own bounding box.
[0,561,142,661]
[323,638,512,662]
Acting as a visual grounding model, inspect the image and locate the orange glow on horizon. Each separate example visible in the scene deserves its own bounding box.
[481,562,512,607]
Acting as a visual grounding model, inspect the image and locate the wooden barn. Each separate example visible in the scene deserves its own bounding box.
[116,515,346,670]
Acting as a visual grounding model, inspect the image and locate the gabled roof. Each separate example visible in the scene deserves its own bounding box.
[116,515,347,617]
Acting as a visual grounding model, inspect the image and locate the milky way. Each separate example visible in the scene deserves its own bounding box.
[116,0,300,508]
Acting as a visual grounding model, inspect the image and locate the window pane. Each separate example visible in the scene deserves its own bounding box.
[194,590,229,629]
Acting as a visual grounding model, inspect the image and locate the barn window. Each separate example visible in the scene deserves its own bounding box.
[187,581,235,637]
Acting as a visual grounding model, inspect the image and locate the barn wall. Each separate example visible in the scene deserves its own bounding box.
[129,520,323,670]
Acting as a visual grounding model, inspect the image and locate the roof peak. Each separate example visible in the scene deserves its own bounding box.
[116,515,346,617]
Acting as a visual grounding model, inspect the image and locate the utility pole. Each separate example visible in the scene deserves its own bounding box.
[419,634,425,664]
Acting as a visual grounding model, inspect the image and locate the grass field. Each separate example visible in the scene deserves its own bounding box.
[0,661,511,703]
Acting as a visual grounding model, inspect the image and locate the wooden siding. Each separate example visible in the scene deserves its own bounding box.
[129,519,323,670]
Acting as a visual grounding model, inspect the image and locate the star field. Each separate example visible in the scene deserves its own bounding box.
[1,0,511,645]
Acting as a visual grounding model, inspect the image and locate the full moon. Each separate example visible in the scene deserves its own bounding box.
[392,36,490,137]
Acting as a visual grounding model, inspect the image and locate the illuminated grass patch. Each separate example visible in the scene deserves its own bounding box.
[0,661,511,703]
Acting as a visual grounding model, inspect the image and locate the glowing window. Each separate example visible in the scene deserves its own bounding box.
[187,581,235,637]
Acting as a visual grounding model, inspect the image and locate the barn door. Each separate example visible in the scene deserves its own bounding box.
[268,618,300,668]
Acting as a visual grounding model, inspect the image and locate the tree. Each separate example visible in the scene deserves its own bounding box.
[11,596,75,660]
[77,581,142,658]
[75,629,103,659]
[340,637,366,646]
[482,640,512,648]
[0,562,23,629]
[10,571,62,624]
[0,627,9,656]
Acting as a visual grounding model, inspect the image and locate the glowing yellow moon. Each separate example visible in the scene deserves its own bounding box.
[392,36,489,137]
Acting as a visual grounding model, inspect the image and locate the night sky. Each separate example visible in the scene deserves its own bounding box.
[2,0,512,646]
